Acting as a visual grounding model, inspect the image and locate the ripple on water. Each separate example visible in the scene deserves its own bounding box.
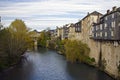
[0,49,115,80]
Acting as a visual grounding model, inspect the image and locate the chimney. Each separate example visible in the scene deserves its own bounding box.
[112,6,117,11]
[107,9,110,14]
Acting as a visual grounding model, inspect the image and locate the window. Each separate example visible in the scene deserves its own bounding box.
[113,21,115,27]
[111,31,113,37]
[112,21,115,28]
[96,26,97,30]
[94,33,96,37]
[78,27,80,31]
[112,14,114,18]
[104,23,107,28]
[105,32,107,37]
[96,25,100,30]
[94,27,96,31]
[112,22,113,27]
[119,23,120,26]
[100,24,102,30]
[96,33,98,37]
[100,32,102,37]
[105,17,107,20]
[75,26,80,32]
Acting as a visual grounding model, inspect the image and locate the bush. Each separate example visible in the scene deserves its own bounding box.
[85,57,95,64]
[64,40,90,63]
[91,58,95,62]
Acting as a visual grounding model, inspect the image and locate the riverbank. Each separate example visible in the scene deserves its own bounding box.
[0,53,27,74]
[47,39,118,80]
[56,49,116,80]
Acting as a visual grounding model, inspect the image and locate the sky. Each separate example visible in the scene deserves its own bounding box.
[0,0,120,31]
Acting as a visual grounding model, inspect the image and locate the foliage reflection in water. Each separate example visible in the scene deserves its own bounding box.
[0,48,114,80]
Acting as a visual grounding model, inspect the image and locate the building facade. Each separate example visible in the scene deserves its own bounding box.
[93,6,120,41]
[68,23,75,40]
[61,24,69,40]
[50,6,120,79]
[56,27,62,39]
[75,21,82,32]
[79,11,103,65]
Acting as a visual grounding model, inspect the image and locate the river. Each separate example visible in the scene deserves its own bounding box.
[0,48,114,80]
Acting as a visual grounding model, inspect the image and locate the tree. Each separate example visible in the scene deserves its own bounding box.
[37,30,51,47]
[8,19,31,55]
[0,28,11,69]
[0,19,32,68]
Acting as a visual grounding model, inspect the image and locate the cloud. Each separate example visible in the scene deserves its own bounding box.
[0,0,120,31]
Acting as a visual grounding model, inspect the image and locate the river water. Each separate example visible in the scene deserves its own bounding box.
[0,48,114,80]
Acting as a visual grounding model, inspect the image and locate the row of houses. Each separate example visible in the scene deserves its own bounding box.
[50,6,120,42]
[93,6,120,41]
[49,6,120,78]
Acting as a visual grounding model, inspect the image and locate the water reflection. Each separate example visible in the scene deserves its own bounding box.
[66,62,114,80]
[1,60,34,80]
[0,48,114,80]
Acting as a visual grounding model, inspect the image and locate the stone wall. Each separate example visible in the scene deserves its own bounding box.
[82,37,120,78]
[87,39,100,66]
[101,42,120,78]
[86,39,120,78]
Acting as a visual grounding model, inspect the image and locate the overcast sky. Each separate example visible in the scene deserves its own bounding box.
[0,0,120,31]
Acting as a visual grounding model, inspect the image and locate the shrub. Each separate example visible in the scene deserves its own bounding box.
[64,40,90,63]
[91,58,95,62]
[85,57,95,64]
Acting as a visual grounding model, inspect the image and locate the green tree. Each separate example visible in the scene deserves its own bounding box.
[0,19,32,69]
[0,28,11,69]
[8,19,31,55]
[37,31,50,47]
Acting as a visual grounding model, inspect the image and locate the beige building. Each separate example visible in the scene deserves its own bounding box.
[81,11,102,42]
[74,21,83,40]
[79,11,103,65]
[56,27,62,39]
[68,23,76,40]
[61,24,70,40]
